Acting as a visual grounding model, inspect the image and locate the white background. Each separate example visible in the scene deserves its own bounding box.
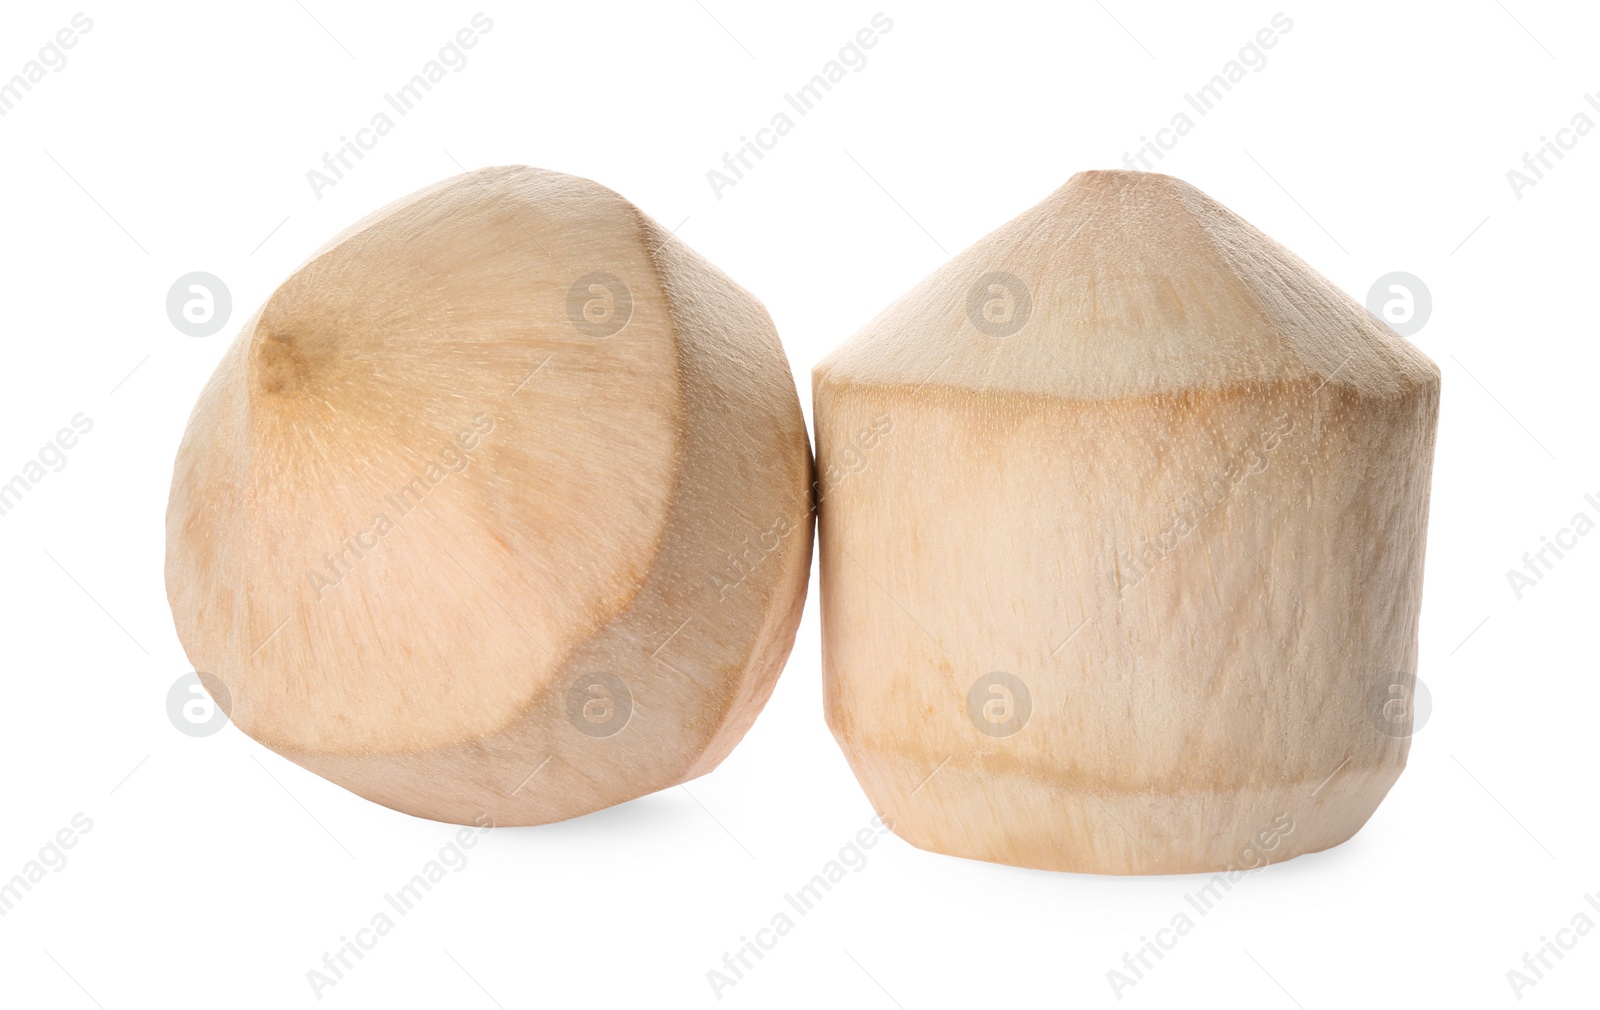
[1,1,1596,1007]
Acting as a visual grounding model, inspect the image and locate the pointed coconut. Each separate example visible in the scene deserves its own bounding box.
[166,166,813,825]
[814,169,1439,874]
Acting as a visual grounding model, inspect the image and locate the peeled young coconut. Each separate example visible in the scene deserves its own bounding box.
[814,169,1439,874]
[166,166,813,825]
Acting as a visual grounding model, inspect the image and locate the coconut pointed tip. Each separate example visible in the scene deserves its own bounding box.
[1055,167,1203,196]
